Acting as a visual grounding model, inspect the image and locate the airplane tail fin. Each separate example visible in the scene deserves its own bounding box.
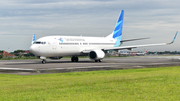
[106,10,124,47]
[31,34,35,44]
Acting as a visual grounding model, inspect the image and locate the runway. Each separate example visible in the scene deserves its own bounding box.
[0,56,180,75]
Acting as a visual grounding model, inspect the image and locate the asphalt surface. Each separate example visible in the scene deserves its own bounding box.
[0,56,180,75]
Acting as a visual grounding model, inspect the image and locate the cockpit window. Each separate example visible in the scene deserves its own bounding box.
[34,41,41,44]
[33,41,46,44]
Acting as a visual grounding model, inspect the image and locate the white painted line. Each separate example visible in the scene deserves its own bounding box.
[0,62,32,63]
[150,63,169,65]
[39,65,118,70]
[39,68,65,70]
[0,65,120,71]
[88,65,116,68]
[0,67,35,71]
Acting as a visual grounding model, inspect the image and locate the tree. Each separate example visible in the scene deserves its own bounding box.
[14,53,20,56]
[0,54,3,58]
[24,53,35,57]
[14,50,24,53]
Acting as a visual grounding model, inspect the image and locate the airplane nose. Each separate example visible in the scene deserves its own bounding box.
[29,45,38,54]
[29,45,34,53]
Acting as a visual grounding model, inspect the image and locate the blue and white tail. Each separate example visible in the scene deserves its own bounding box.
[106,10,124,47]
[31,34,35,44]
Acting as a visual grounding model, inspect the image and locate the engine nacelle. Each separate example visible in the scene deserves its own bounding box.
[89,50,105,60]
[49,57,63,60]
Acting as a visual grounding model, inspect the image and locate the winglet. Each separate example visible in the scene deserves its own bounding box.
[31,34,35,44]
[167,31,178,44]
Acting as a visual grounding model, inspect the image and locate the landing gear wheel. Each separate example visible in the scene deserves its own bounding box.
[75,57,78,62]
[71,56,79,62]
[42,59,46,64]
[71,57,75,62]
[95,59,102,62]
[99,59,102,62]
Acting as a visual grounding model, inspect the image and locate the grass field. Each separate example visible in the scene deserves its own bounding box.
[1,66,180,101]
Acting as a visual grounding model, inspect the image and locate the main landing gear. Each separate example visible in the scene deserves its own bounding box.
[71,56,79,62]
[95,59,102,62]
[42,59,46,64]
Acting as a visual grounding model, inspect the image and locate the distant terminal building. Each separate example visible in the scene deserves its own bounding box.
[19,50,30,55]
[119,51,147,56]
[0,51,15,58]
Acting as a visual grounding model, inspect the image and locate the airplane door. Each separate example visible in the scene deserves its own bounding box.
[38,46,40,51]
[52,41,57,49]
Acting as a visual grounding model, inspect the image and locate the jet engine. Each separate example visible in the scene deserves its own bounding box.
[89,50,105,60]
[49,57,63,60]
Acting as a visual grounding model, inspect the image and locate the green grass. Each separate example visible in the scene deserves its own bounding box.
[1,67,180,101]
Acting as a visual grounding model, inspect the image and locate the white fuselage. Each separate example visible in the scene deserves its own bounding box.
[29,36,116,57]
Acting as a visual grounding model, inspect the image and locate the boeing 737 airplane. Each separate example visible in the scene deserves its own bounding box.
[29,10,178,64]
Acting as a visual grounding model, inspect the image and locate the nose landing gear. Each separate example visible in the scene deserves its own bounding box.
[42,59,46,64]
[40,56,46,64]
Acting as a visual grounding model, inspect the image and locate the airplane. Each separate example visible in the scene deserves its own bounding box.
[29,10,178,64]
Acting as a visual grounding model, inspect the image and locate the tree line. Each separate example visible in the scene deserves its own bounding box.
[147,51,180,55]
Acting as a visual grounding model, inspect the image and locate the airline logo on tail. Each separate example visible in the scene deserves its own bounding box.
[113,10,124,47]
[31,34,35,44]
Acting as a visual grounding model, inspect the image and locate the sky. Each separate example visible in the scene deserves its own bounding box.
[0,0,180,52]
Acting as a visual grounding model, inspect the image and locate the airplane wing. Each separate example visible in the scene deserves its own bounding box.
[81,32,178,53]
[103,31,178,51]
[103,43,167,51]
[121,37,150,43]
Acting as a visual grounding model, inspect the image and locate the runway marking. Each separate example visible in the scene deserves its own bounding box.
[0,62,33,64]
[0,65,119,71]
[38,65,119,70]
[0,67,35,71]
[150,63,169,65]
[133,66,143,67]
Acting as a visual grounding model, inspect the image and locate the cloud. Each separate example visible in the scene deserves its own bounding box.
[0,0,180,51]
